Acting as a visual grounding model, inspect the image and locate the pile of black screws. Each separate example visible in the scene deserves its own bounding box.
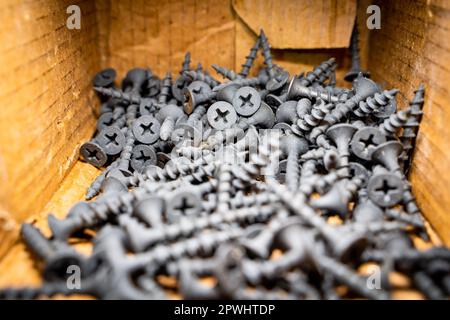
[2,26,450,300]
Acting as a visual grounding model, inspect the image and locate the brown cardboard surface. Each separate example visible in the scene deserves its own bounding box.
[232,0,357,49]
[0,0,102,223]
[368,0,450,245]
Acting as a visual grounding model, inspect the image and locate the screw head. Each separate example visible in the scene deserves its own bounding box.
[172,75,191,102]
[139,98,155,116]
[80,141,108,167]
[131,145,157,172]
[207,101,237,130]
[132,115,161,144]
[97,112,115,131]
[166,189,202,223]
[97,126,126,156]
[233,87,261,116]
[373,96,397,119]
[349,162,370,186]
[350,127,387,161]
[93,68,116,88]
[187,81,211,95]
[266,70,289,92]
[367,173,404,207]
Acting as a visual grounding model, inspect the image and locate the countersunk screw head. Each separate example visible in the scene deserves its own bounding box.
[187,81,211,95]
[350,127,387,161]
[130,145,157,172]
[96,112,115,131]
[266,70,289,92]
[367,173,404,207]
[166,189,202,223]
[80,141,107,167]
[93,68,116,88]
[132,115,161,144]
[97,126,126,156]
[233,86,261,116]
[207,101,237,130]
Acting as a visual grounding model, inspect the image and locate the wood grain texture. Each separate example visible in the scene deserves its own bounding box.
[233,11,353,87]
[103,0,236,79]
[232,0,356,49]
[368,0,450,245]
[0,0,101,221]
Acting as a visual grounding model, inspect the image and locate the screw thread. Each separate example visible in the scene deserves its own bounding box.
[158,73,172,105]
[239,37,260,78]
[212,64,239,80]
[93,87,141,105]
[354,89,399,117]
[181,52,191,74]
[380,107,412,137]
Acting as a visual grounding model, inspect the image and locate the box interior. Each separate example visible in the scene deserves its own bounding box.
[0,0,449,290]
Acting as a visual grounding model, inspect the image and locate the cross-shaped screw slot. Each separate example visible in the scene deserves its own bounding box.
[105,132,119,147]
[361,134,376,151]
[375,179,398,197]
[140,122,155,135]
[239,94,254,109]
[192,87,203,94]
[86,148,100,161]
[135,150,150,163]
[102,117,114,127]
[214,109,230,123]
[174,197,195,215]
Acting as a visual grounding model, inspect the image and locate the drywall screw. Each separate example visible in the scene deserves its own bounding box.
[155,72,172,108]
[367,166,404,208]
[326,123,357,178]
[21,223,86,281]
[287,83,342,103]
[350,127,387,161]
[205,102,275,148]
[267,181,368,262]
[183,88,216,114]
[132,115,161,144]
[96,126,126,156]
[157,104,185,140]
[183,70,219,88]
[130,144,157,173]
[216,163,233,213]
[353,89,399,118]
[181,52,191,74]
[400,84,425,173]
[352,199,384,224]
[344,21,370,82]
[310,177,362,219]
[385,208,425,230]
[120,201,276,252]
[379,107,412,138]
[80,140,108,167]
[372,141,421,215]
[263,220,388,299]
[280,134,308,191]
[207,101,238,130]
[165,188,202,223]
[287,58,337,98]
[239,36,260,78]
[276,100,299,125]
[93,68,117,88]
[295,98,333,133]
[122,68,152,95]
[146,75,161,97]
[85,158,120,200]
[266,92,288,108]
[212,64,240,80]
[309,73,379,144]
[233,86,261,116]
[93,87,155,115]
